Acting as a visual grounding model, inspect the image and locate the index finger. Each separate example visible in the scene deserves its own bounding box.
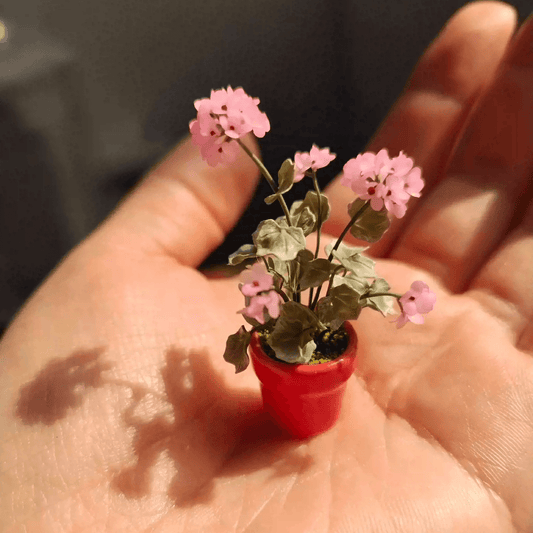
[323,1,517,256]
[391,15,533,293]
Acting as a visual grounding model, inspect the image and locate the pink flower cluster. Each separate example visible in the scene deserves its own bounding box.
[293,145,336,182]
[239,263,282,324]
[341,149,424,218]
[190,86,270,167]
[395,281,436,328]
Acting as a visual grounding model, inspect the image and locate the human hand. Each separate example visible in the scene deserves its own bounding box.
[1,2,531,532]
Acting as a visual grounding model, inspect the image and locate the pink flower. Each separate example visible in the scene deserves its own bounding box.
[395,281,436,328]
[198,137,240,167]
[341,149,391,184]
[190,86,270,166]
[293,145,336,182]
[377,174,410,218]
[341,149,391,210]
[404,166,424,197]
[341,149,424,218]
[189,116,217,145]
[239,262,274,297]
[239,291,282,324]
[388,151,413,177]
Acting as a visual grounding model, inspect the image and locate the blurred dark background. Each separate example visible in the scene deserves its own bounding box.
[0,0,530,332]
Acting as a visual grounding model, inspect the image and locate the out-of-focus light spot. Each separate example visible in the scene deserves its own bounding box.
[0,20,7,43]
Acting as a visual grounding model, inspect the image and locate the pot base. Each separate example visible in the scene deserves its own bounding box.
[260,381,349,439]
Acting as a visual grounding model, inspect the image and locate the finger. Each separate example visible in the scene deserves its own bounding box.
[391,15,533,293]
[323,1,517,255]
[468,196,533,349]
[98,135,260,267]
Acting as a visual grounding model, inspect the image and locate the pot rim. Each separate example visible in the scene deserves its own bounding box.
[250,320,357,376]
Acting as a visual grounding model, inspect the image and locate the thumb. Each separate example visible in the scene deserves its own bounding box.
[98,134,260,267]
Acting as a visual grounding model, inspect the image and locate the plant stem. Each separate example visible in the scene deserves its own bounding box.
[294,260,301,304]
[309,201,370,310]
[327,201,370,261]
[305,171,324,308]
[360,292,402,300]
[309,265,341,310]
[311,170,323,260]
[309,285,322,311]
[237,139,292,225]
[324,265,345,297]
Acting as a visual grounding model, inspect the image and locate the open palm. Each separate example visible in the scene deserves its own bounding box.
[1,3,532,532]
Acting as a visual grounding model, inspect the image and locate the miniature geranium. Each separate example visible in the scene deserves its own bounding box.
[239,291,283,324]
[190,88,436,373]
[395,281,437,328]
[239,262,275,297]
[293,145,336,182]
[341,149,423,218]
[190,86,270,166]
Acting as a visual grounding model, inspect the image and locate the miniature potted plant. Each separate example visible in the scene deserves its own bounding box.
[190,86,436,439]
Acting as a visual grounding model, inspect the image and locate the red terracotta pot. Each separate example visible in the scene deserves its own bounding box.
[249,321,358,439]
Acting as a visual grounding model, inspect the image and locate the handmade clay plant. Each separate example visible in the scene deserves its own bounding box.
[190,86,436,438]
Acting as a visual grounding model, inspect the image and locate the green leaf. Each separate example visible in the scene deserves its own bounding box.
[369,277,390,292]
[332,272,370,296]
[267,254,303,295]
[297,257,335,291]
[295,249,315,263]
[325,241,367,257]
[316,284,362,331]
[288,202,317,236]
[348,199,391,243]
[325,242,376,278]
[363,278,396,316]
[223,326,252,373]
[278,159,295,191]
[253,219,306,261]
[264,159,295,204]
[267,302,321,364]
[277,198,319,237]
[292,191,330,233]
[265,195,280,205]
[265,256,289,288]
[228,244,257,265]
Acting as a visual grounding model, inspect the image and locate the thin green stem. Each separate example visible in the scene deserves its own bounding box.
[237,139,292,225]
[310,265,343,310]
[311,170,323,260]
[309,201,370,310]
[310,285,322,311]
[324,265,346,297]
[360,292,402,300]
[327,201,370,261]
[294,261,301,304]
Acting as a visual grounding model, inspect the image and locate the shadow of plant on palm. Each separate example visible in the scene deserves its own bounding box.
[16,347,111,425]
[13,343,316,508]
[109,347,316,507]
